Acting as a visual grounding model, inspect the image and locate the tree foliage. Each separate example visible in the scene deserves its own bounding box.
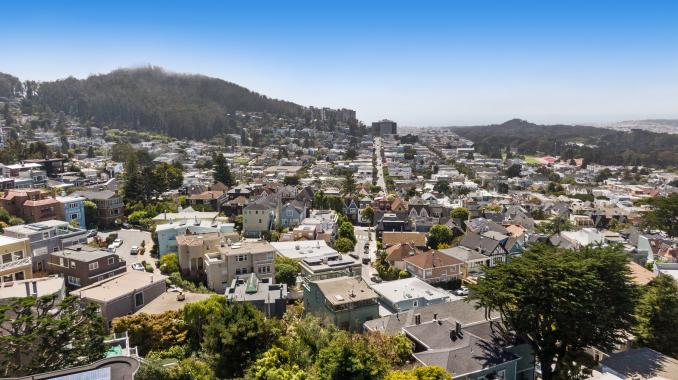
[212,153,235,187]
[159,253,180,274]
[449,207,469,221]
[470,244,637,380]
[385,366,452,380]
[0,295,106,377]
[641,193,678,237]
[634,275,678,358]
[112,311,187,356]
[427,224,453,249]
[334,237,355,254]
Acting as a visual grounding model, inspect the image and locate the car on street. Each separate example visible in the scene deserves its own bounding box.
[121,222,131,229]
[86,229,98,238]
[454,286,469,296]
[130,246,140,255]
[370,275,382,283]
[362,257,371,265]
[112,238,124,248]
[131,263,144,271]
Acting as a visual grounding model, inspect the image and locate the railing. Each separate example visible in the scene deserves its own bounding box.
[0,257,32,272]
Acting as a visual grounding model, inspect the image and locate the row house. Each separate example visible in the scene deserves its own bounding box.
[48,245,126,288]
[0,189,61,223]
[0,235,32,284]
[3,220,88,273]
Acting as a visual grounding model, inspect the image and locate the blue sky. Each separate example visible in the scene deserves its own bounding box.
[2,0,677,126]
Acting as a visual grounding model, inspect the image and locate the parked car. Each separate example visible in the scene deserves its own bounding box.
[112,239,123,248]
[121,222,131,229]
[130,246,139,255]
[370,275,382,283]
[86,229,98,238]
[454,286,469,296]
[107,245,116,252]
[131,263,144,271]
[362,257,371,265]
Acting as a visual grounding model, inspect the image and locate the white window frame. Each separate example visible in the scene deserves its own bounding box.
[89,262,99,271]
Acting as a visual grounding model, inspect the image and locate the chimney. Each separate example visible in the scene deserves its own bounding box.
[150,274,154,283]
[455,321,462,336]
[433,313,438,321]
[414,313,421,325]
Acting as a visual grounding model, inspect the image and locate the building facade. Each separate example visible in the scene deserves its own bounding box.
[0,236,33,284]
[3,220,88,273]
[48,245,127,288]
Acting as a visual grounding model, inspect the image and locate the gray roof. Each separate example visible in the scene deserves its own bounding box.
[50,245,114,262]
[413,332,519,377]
[73,190,118,200]
[364,299,499,333]
[600,348,678,379]
[439,246,488,262]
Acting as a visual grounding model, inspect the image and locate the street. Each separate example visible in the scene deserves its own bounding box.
[352,226,378,283]
[98,229,159,274]
[374,137,387,190]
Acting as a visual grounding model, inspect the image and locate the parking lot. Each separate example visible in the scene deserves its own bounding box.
[97,229,158,273]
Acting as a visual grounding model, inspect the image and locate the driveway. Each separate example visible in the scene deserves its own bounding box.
[98,229,158,273]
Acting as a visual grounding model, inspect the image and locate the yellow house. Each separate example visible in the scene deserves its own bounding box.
[0,236,33,283]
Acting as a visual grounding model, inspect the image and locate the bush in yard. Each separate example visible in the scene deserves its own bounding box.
[159,253,180,274]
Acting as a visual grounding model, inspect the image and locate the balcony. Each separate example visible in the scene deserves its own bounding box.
[0,257,32,272]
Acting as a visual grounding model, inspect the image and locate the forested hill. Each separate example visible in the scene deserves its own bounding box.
[6,67,353,139]
[452,119,678,167]
[0,73,23,98]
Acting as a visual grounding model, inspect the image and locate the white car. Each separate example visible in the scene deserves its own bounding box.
[112,239,123,248]
[454,286,469,296]
[131,263,144,271]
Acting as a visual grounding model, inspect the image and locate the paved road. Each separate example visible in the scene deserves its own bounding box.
[98,229,159,273]
[374,137,387,190]
[352,226,378,283]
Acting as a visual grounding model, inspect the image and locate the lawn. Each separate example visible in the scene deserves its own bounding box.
[522,154,541,164]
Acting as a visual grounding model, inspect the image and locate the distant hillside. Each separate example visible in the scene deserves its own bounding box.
[0,73,22,99]
[599,119,678,134]
[2,67,356,140]
[452,119,678,167]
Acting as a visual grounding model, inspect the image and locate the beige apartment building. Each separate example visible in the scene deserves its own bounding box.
[0,236,33,283]
[175,233,222,273]
[203,240,276,293]
[175,234,276,292]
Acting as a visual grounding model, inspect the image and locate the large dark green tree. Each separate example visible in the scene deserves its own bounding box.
[202,301,277,378]
[212,153,234,187]
[641,193,678,237]
[470,244,637,380]
[0,295,105,377]
[342,172,356,195]
[123,153,143,202]
[634,275,678,358]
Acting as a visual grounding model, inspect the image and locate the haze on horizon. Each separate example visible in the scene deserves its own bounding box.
[2,0,677,126]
